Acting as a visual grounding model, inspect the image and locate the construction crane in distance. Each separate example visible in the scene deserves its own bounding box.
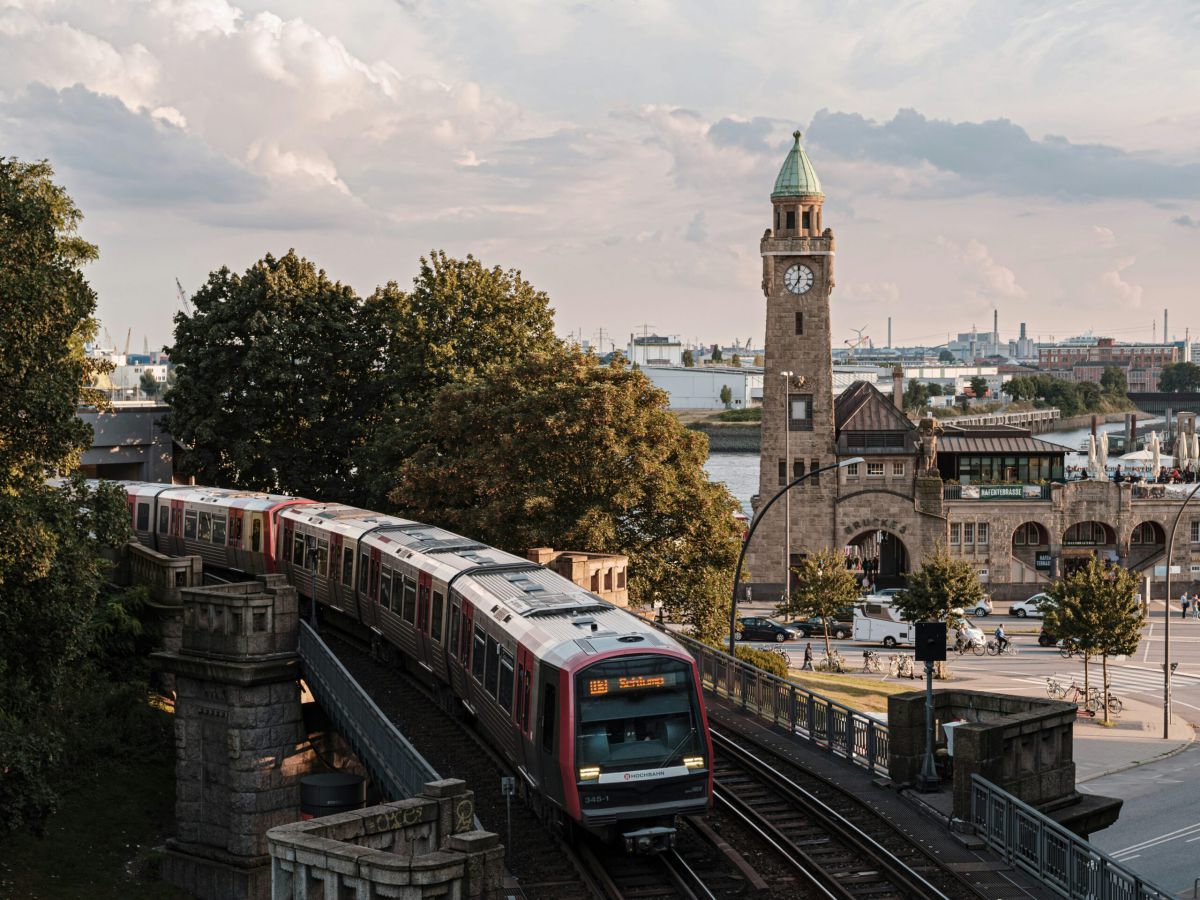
[123,327,132,357]
[844,325,870,361]
[175,277,193,316]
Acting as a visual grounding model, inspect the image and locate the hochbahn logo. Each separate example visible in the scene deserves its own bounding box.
[624,770,666,781]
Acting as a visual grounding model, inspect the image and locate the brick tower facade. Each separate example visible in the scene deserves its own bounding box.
[749,131,838,593]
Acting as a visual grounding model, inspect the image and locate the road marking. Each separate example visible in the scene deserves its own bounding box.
[1112,821,1200,857]
[1120,664,1200,681]
[1143,623,1153,662]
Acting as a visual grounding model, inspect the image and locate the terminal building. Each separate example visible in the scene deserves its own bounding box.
[745,133,1200,600]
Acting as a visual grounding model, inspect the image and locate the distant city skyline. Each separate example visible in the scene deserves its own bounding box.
[2,1,1199,351]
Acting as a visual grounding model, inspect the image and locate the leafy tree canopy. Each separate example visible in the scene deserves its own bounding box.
[384,349,743,642]
[938,349,955,363]
[682,349,694,367]
[138,369,159,398]
[1100,365,1128,396]
[903,379,928,411]
[164,250,374,501]
[892,545,984,625]
[969,375,988,399]
[779,548,860,656]
[0,158,131,835]
[1159,361,1200,393]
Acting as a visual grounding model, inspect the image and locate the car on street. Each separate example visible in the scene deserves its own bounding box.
[735,616,801,643]
[953,621,986,649]
[867,587,992,617]
[793,615,852,640]
[1010,593,1051,618]
[967,596,994,617]
[1037,623,1061,647]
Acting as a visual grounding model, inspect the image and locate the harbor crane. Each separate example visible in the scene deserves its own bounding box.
[844,325,870,360]
[175,277,193,316]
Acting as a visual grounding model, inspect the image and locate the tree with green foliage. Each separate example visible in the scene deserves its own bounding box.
[1100,365,1128,397]
[682,349,694,367]
[138,369,159,398]
[1003,376,1034,401]
[1159,361,1200,393]
[938,349,955,363]
[778,549,860,657]
[710,344,723,362]
[719,384,733,408]
[1044,558,1141,722]
[969,375,988,399]
[903,379,928,411]
[384,349,743,642]
[730,353,741,367]
[892,546,984,628]
[164,250,374,501]
[0,158,133,835]
[926,382,944,397]
[1077,380,1102,410]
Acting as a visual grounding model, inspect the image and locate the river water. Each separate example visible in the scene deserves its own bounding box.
[702,415,1166,515]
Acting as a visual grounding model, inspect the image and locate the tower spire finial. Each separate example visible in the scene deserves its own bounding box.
[793,129,802,142]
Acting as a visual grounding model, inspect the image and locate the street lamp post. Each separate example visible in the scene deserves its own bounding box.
[781,371,794,613]
[1163,480,1200,738]
[728,456,866,656]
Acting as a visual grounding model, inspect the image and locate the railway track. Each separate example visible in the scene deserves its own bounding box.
[711,728,957,900]
[579,842,717,900]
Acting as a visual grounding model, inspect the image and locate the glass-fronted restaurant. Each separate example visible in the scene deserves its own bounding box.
[935,427,1067,484]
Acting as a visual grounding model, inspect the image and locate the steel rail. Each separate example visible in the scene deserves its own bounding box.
[711,728,952,900]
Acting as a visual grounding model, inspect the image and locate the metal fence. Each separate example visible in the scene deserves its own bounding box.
[298,622,444,803]
[970,774,1173,900]
[665,628,890,775]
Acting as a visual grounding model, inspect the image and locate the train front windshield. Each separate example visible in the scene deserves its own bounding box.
[575,656,704,775]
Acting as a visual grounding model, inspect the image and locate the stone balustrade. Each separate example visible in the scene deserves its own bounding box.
[268,779,503,900]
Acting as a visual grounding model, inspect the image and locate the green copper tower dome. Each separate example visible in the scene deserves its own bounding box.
[771,130,822,198]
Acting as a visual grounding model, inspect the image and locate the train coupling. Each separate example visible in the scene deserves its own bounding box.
[622,826,675,854]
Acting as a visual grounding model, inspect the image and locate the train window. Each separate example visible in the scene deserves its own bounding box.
[484,636,499,697]
[329,544,339,583]
[471,626,486,682]
[317,538,328,576]
[450,606,460,657]
[358,552,369,592]
[541,685,557,752]
[498,649,514,712]
[169,507,179,535]
[516,663,524,723]
[136,502,150,532]
[292,534,305,567]
[157,506,169,534]
[401,578,417,623]
[417,583,429,631]
[213,515,227,546]
[183,510,197,540]
[198,512,212,542]
[431,590,444,643]
[369,557,380,599]
[341,547,354,587]
[379,567,393,610]
[459,611,472,662]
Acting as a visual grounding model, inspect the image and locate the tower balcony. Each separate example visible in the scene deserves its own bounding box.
[761,233,835,256]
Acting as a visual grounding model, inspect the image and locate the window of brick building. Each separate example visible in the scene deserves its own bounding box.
[795,311,804,335]
[778,458,787,486]
[892,461,905,476]
[845,463,859,476]
[785,210,796,229]
[867,462,884,477]
[963,523,975,545]
[950,523,961,545]
[788,395,813,431]
[977,523,989,546]
[810,459,820,484]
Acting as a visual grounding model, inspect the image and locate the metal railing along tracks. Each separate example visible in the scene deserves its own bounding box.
[971,774,1173,900]
[297,622,450,806]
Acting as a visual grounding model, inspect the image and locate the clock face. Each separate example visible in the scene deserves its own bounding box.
[784,263,814,295]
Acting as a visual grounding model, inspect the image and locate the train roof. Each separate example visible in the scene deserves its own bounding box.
[122,481,306,512]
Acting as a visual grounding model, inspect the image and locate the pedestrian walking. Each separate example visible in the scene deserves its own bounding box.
[1192,598,1200,621]
[802,642,814,671]
[1182,592,1190,620]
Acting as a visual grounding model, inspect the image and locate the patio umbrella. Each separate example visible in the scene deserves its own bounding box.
[1151,431,1161,475]
[1098,431,1109,478]
[1086,434,1098,478]
[1178,432,1190,468]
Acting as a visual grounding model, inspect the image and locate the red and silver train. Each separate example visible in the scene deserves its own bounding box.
[121,481,712,852]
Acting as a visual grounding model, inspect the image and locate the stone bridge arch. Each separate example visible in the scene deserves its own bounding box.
[1008,520,1054,585]
[1060,520,1119,575]
[1124,519,1167,571]
[846,528,910,589]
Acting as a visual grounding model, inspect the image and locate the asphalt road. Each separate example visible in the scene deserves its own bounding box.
[1081,743,1200,895]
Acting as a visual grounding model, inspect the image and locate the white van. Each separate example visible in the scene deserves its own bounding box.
[852,601,913,648]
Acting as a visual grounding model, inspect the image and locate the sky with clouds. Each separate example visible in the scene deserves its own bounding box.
[2,0,1199,353]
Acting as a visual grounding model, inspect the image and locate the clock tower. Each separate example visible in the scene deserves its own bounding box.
[750,131,838,592]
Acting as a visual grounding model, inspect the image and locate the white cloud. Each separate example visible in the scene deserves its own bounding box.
[1099,257,1143,308]
[1093,225,1116,247]
[936,237,1026,301]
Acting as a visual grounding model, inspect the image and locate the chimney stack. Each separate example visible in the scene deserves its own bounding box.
[1020,322,1027,341]
[893,366,904,410]
[887,316,892,349]
[993,308,999,345]
[1164,308,1169,343]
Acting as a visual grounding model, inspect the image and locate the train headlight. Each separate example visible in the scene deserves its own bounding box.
[578,766,601,781]
[683,756,705,770]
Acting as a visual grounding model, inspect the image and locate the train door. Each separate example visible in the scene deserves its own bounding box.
[536,665,565,806]
[364,546,381,630]
[515,645,536,776]
[282,519,295,582]
[169,498,185,556]
[247,513,265,571]
[415,571,434,676]
[328,533,343,609]
[126,493,136,532]
[228,508,245,571]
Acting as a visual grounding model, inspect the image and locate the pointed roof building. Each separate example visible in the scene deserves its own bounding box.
[771,130,823,199]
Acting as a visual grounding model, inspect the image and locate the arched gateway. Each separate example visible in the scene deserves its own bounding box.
[846,529,910,589]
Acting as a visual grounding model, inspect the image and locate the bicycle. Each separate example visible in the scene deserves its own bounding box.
[861,650,884,673]
[817,651,847,673]
[888,654,915,678]
[985,639,1019,656]
[954,637,986,657]
[1045,676,1067,699]
[1086,686,1123,715]
[769,645,791,664]
[1058,641,1078,659]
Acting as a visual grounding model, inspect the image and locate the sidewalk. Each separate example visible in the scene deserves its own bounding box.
[944,668,1194,782]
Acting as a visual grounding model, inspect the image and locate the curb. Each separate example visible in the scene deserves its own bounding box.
[1076,724,1196,784]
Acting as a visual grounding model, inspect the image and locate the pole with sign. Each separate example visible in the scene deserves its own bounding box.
[914,621,947,791]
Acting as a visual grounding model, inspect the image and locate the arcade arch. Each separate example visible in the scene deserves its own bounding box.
[1010,521,1051,583]
[1061,521,1118,575]
[1127,520,1166,570]
[846,529,910,590]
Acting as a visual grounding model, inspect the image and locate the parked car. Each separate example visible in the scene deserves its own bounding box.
[1037,624,1060,647]
[967,596,994,617]
[1010,593,1051,618]
[735,616,801,643]
[953,621,986,649]
[794,615,852,640]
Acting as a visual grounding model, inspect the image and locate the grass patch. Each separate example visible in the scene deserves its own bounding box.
[0,706,187,900]
[786,670,916,714]
[709,407,762,423]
